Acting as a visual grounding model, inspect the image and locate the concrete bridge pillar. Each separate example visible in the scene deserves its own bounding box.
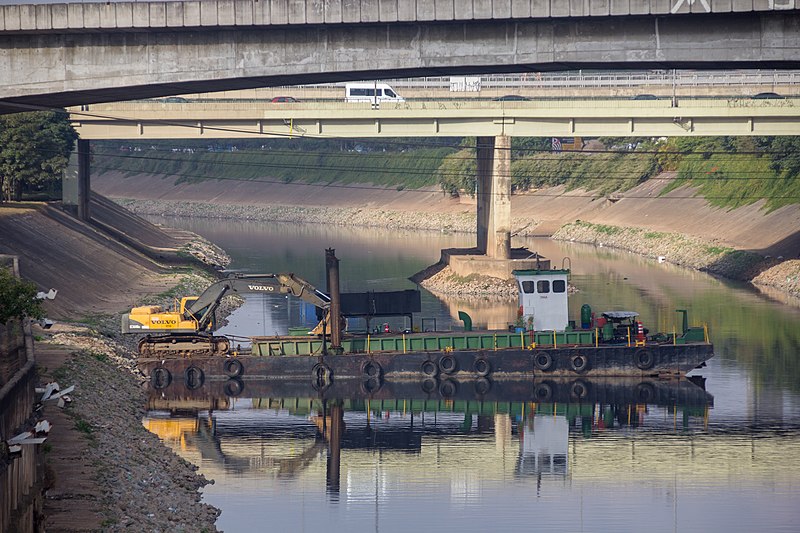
[62,139,91,221]
[476,136,511,259]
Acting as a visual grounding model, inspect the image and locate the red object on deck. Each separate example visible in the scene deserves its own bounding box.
[636,320,646,342]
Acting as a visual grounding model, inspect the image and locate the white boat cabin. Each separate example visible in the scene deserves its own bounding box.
[513,269,570,332]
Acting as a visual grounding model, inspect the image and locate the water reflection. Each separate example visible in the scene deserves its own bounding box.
[143,377,722,517]
[140,216,800,531]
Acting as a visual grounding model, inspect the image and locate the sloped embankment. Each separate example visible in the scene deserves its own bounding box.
[0,197,226,319]
[0,203,179,318]
[552,221,800,297]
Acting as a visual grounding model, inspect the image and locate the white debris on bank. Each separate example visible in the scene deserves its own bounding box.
[39,324,221,532]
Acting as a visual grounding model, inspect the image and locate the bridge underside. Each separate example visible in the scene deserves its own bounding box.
[2,12,800,113]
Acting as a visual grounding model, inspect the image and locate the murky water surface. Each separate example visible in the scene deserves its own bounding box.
[143,217,800,532]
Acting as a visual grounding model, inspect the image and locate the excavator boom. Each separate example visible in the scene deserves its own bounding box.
[123,272,331,358]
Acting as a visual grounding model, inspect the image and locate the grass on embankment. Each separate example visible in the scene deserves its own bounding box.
[94,136,800,213]
[553,220,770,280]
[92,146,454,189]
[436,148,659,196]
[663,153,800,212]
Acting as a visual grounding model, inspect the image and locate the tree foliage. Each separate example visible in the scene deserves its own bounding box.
[0,111,77,202]
[0,268,44,324]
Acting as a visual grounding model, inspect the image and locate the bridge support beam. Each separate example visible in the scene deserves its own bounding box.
[62,139,91,222]
[476,136,511,259]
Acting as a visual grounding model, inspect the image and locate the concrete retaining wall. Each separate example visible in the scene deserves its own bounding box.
[0,258,45,533]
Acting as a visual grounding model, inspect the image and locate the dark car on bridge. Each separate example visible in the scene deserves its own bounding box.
[751,92,784,99]
[493,94,530,101]
[271,96,299,103]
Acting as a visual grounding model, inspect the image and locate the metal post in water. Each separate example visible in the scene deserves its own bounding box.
[326,248,343,353]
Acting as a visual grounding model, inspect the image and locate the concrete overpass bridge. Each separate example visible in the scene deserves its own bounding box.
[64,95,800,266]
[1,0,799,113]
[70,97,800,139]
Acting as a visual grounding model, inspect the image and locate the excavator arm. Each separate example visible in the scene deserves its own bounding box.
[127,272,332,358]
[184,273,331,331]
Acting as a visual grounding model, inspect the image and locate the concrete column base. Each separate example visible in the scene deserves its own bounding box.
[439,247,550,280]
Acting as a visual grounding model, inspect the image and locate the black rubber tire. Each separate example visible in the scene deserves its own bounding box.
[361,377,383,395]
[151,367,171,390]
[223,358,244,378]
[474,377,492,396]
[223,378,245,397]
[311,363,332,390]
[184,366,205,390]
[570,379,590,400]
[362,360,383,379]
[636,382,656,403]
[421,360,439,377]
[570,354,589,374]
[439,379,458,398]
[635,349,655,370]
[533,351,553,372]
[473,357,491,377]
[534,382,553,402]
[439,354,458,375]
[421,378,438,394]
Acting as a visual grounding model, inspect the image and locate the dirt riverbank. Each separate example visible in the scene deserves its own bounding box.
[94,171,800,299]
[1,202,227,532]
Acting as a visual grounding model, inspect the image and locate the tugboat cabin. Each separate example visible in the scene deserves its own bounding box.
[513,269,570,332]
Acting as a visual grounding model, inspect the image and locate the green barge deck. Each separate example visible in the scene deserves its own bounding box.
[249,326,707,357]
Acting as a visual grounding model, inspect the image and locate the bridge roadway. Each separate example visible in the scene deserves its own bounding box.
[70,97,800,139]
[1,1,799,112]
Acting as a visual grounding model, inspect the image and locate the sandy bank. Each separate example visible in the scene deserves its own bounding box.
[95,170,800,300]
[95,171,800,257]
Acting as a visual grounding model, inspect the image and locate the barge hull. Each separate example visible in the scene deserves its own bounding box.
[139,342,713,383]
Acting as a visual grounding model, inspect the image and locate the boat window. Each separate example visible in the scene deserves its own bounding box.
[521,281,536,294]
[552,280,566,293]
[537,280,550,293]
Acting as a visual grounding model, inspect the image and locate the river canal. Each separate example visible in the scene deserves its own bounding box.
[143,216,800,532]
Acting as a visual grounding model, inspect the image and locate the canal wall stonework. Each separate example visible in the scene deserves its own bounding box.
[0,318,43,533]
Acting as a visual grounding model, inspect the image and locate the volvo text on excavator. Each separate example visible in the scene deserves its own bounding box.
[123,273,331,357]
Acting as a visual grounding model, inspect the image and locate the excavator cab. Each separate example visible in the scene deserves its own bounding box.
[122,297,204,334]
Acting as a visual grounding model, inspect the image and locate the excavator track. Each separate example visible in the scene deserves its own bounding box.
[137,334,230,358]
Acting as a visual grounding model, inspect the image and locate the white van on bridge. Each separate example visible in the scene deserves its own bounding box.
[344,83,405,105]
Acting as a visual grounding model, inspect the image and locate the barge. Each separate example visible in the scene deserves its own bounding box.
[135,249,713,386]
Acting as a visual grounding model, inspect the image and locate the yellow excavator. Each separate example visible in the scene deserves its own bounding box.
[123,273,332,357]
